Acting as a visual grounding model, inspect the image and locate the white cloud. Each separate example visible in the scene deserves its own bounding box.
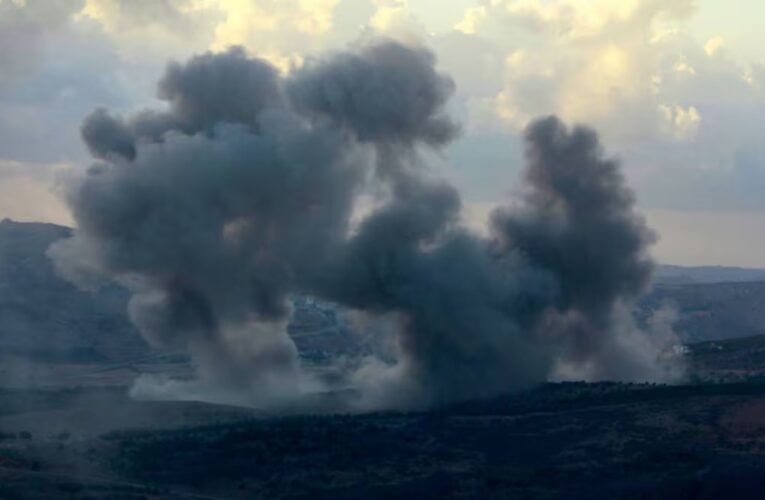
[659,104,701,141]
[458,0,696,40]
[369,0,407,31]
[704,35,725,57]
[198,0,343,68]
[457,0,705,143]
[673,61,696,76]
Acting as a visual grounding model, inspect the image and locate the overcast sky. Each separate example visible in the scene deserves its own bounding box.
[1,0,764,266]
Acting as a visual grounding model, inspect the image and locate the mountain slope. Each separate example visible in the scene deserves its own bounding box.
[0,219,147,362]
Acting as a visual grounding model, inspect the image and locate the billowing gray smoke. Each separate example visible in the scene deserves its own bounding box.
[50,39,680,411]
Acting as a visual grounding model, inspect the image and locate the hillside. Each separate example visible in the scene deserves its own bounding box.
[643,282,765,342]
[0,219,147,365]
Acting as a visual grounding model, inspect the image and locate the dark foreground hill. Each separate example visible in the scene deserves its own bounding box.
[3,380,765,498]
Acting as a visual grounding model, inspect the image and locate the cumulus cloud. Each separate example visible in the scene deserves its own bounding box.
[445,0,765,221]
[0,0,83,89]
[195,0,344,70]
[0,0,134,169]
[659,104,702,141]
[456,0,703,143]
[704,35,725,57]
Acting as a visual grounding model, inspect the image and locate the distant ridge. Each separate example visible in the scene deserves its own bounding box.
[655,265,765,285]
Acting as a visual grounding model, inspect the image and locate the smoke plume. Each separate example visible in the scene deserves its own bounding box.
[50,39,681,411]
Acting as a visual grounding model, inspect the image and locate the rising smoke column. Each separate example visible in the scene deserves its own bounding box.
[52,46,371,404]
[51,39,680,411]
[491,117,671,383]
[50,40,466,406]
[305,117,672,408]
[285,43,677,406]
[285,42,555,406]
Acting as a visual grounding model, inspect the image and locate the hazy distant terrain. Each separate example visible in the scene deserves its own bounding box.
[654,265,765,285]
[641,282,765,342]
[1,219,764,369]
[0,220,148,367]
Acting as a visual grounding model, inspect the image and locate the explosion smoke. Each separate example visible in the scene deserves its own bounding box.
[50,39,681,410]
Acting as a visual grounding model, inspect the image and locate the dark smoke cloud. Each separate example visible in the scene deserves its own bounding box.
[81,108,137,160]
[287,42,458,147]
[81,47,284,161]
[490,117,663,383]
[158,47,285,132]
[51,39,680,411]
[493,117,655,310]
[310,117,668,407]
